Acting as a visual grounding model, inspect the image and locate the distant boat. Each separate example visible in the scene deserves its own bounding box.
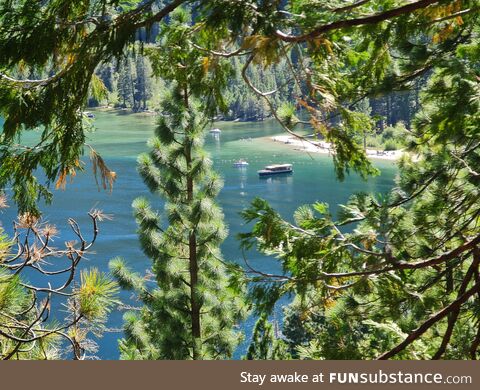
[209,128,221,134]
[258,164,293,177]
[83,111,95,119]
[233,159,249,168]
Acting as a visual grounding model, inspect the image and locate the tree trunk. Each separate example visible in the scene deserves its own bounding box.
[184,84,201,360]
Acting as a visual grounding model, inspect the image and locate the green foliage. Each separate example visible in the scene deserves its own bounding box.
[384,140,398,151]
[0,215,118,360]
[0,270,25,314]
[240,24,480,359]
[245,314,290,360]
[89,74,109,102]
[111,17,248,359]
[222,56,297,121]
[277,102,299,128]
[113,90,248,359]
[109,256,145,291]
[2,0,457,212]
[0,0,142,214]
[146,8,234,117]
[364,122,408,151]
[2,0,480,361]
[78,268,119,321]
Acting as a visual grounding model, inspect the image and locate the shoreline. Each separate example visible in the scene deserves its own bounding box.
[89,106,274,122]
[89,106,157,116]
[269,135,404,161]
[87,109,405,162]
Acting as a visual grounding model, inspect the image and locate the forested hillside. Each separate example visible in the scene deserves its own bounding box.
[90,36,424,126]
[91,52,299,121]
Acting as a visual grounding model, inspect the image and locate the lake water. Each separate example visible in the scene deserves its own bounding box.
[0,111,397,359]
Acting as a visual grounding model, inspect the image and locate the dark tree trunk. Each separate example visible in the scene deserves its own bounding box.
[184,84,201,360]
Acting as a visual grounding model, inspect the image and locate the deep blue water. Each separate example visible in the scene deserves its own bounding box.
[0,111,397,359]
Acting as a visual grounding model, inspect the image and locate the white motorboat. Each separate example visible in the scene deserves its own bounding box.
[233,159,249,168]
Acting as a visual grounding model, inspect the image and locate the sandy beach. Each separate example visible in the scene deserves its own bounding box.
[270,135,404,161]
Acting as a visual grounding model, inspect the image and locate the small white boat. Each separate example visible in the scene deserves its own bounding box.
[209,128,222,134]
[83,111,95,119]
[233,159,249,168]
[258,164,293,177]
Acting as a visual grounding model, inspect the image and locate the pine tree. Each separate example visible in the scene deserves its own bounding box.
[354,98,373,151]
[110,85,247,359]
[134,54,151,111]
[239,27,480,358]
[117,57,135,109]
[110,9,247,360]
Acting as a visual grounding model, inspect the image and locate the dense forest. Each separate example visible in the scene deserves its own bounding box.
[1,0,480,361]
[92,52,298,121]
[90,35,424,126]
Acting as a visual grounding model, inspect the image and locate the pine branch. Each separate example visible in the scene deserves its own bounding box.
[432,249,480,359]
[378,276,480,360]
[133,0,190,28]
[275,0,441,42]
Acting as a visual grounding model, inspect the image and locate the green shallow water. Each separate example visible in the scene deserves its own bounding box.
[1,111,397,359]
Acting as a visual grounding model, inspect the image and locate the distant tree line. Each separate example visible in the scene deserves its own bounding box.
[89,50,300,121]
[90,47,424,127]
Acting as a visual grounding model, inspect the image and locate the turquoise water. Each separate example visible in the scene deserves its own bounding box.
[0,111,397,359]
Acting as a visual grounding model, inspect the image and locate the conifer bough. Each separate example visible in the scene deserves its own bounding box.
[109,10,246,359]
[0,205,118,360]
